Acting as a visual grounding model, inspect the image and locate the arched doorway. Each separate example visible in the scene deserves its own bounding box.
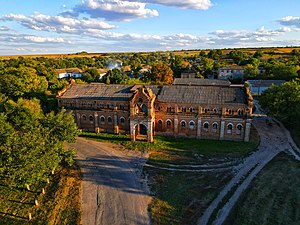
[140,124,147,135]
[134,123,148,141]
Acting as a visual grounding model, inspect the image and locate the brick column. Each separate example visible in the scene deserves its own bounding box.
[114,112,119,134]
[147,120,154,142]
[196,117,201,139]
[174,116,178,135]
[244,120,251,142]
[130,120,136,141]
[94,112,99,133]
[220,120,225,140]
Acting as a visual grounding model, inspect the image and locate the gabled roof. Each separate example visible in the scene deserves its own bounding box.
[156,85,246,105]
[59,83,247,105]
[57,68,83,74]
[59,83,134,101]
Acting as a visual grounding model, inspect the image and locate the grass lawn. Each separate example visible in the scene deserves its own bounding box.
[81,125,259,164]
[0,165,81,225]
[224,152,300,225]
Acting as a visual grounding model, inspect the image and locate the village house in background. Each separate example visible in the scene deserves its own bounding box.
[218,65,245,80]
[57,68,83,79]
[247,80,285,95]
[58,79,253,142]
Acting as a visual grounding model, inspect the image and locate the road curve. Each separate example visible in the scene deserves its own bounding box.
[68,137,151,225]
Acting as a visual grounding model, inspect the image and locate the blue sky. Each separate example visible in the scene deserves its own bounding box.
[0,0,300,55]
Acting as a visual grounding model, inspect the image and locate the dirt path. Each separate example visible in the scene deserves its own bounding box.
[68,138,151,225]
[198,101,296,225]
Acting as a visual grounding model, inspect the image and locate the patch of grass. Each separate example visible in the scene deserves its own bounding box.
[0,165,81,225]
[147,169,232,225]
[81,126,259,164]
[224,152,300,225]
[286,122,300,148]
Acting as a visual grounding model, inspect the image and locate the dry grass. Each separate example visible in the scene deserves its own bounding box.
[0,165,82,225]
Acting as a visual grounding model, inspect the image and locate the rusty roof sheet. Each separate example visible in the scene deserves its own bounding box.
[59,83,246,105]
[156,85,246,105]
[173,78,231,86]
[59,83,134,101]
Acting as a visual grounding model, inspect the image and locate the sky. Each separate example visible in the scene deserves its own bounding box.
[0,0,300,55]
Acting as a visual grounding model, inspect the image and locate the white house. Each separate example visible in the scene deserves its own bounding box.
[57,68,83,79]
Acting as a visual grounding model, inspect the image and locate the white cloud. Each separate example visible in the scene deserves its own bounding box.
[64,0,159,21]
[23,36,66,43]
[1,12,116,34]
[133,0,213,10]
[210,26,291,45]
[0,25,10,31]
[278,16,300,28]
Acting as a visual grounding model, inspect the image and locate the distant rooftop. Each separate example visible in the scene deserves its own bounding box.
[247,80,285,87]
[173,78,231,86]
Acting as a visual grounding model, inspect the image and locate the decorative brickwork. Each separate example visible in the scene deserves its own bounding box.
[58,81,253,142]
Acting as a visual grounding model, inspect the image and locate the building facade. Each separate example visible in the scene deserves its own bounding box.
[218,66,244,80]
[58,81,253,142]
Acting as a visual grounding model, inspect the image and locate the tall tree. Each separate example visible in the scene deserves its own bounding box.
[148,62,173,84]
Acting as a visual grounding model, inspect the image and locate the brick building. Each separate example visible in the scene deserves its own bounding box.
[57,81,253,142]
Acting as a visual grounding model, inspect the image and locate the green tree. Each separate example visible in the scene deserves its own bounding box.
[0,66,48,99]
[148,62,173,84]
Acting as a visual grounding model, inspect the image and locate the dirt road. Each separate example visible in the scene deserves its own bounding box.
[68,138,151,225]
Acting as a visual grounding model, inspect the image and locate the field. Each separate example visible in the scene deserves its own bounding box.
[224,152,300,225]
[0,165,81,225]
[0,46,299,59]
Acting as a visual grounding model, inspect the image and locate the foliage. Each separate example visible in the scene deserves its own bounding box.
[0,98,79,187]
[147,62,174,84]
[0,66,48,99]
[101,68,129,84]
[260,79,300,120]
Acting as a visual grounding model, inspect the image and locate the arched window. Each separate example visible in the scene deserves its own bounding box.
[236,124,243,135]
[107,116,112,124]
[238,109,244,116]
[166,120,172,128]
[82,115,86,121]
[227,123,233,134]
[189,107,194,113]
[100,116,105,124]
[120,117,125,125]
[89,115,94,122]
[213,122,218,131]
[182,107,186,112]
[181,120,186,128]
[189,121,195,129]
[203,122,209,129]
[213,108,218,114]
[158,120,163,125]
[141,104,148,115]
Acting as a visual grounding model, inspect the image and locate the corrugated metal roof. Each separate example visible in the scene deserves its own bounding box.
[59,83,246,105]
[173,78,231,86]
